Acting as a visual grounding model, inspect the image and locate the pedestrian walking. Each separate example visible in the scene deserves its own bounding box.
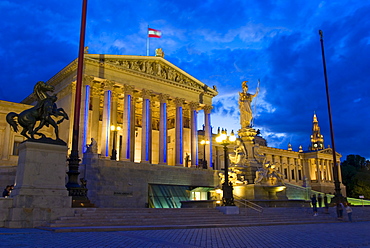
[336,202,344,220]
[311,194,318,216]
[318,193,323,208]
[324,193,329,213]
[346,204,353,222]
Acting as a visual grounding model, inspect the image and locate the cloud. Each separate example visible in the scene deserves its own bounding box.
[1,0,369,159]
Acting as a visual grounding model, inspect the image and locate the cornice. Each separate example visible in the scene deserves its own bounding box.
[84,55,218,97]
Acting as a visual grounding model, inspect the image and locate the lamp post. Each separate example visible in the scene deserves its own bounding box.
[216,129,236,206]
[200,139,209,169]
[110,125,121,160]
[66,0,88,201]
[318,30,343,202]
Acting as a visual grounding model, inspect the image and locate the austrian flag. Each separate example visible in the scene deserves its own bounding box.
[148,28,162,38]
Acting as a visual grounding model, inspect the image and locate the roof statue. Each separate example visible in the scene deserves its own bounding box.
[155,48,165,58]
[239,81,259,129]
[6,81,68,144]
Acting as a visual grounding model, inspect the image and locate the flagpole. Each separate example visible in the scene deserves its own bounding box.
[318,30,343,203]
[146,25,149,56]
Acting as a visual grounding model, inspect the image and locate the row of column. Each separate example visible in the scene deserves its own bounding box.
[81,80,213,167]
[314,158,336,183]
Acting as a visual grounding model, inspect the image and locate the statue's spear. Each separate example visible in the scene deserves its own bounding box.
[251,79,260,127]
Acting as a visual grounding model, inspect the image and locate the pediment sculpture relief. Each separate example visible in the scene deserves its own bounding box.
[105,59,209,91]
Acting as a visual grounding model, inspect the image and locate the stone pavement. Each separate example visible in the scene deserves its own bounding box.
[0,221,369,248]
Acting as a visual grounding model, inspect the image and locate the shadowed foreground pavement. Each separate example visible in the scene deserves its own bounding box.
[0,221,369,248]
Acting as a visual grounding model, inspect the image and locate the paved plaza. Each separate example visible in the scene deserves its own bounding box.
[0,221,369,248]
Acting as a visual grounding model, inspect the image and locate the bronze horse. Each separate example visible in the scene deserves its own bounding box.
[6,81,69,140]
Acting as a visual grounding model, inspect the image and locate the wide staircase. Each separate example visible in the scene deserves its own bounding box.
[38,206,370,232]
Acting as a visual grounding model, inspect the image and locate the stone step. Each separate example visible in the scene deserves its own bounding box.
[48,214,335,227]
[47,215,337,227]
[39,207,370,232]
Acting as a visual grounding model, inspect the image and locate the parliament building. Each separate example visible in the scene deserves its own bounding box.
[0,50,345,208]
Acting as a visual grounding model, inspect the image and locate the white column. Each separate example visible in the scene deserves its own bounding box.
[175,98,184,166]
[67,82,76,151]
[81,76,94,153]
[316,158,321,182]
[90,82,101,146]
[110,89,119,158]
[337,159,343,182]
[2,124,11,160]
[141,89,152,163]
[203,105,213,169]
[295,159,299,182]
[302,158,311,184]
[121,84,134,161]
[100,81,113,157]
[158,94,169,165]
[190,102,199,168]
[287,159,291,182]
[326,160,331,181]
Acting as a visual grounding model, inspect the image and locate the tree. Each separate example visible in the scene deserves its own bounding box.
[341,154,370,198]
[341,154,367,169]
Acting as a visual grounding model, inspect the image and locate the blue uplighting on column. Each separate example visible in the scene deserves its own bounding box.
[179,106,183,163]
[163,103,167,163]
[207,112,212,168]
[105,90,111,157]
[126,95,131,159]
[194,109,198,167]
[82,85,90,153]
[145,99,150,161]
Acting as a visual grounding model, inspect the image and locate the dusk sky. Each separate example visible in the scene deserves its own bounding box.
[1,1,369,160]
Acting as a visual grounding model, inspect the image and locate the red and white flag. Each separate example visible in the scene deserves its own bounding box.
[148,28,162,38]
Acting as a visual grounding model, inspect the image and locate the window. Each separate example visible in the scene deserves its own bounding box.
[284,168,288,179]
[291,169,295,180]
[298,170,302,180]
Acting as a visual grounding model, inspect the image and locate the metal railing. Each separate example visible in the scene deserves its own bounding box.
[234,196,263,213]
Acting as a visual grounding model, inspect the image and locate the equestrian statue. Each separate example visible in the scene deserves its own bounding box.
[6,81,69,142]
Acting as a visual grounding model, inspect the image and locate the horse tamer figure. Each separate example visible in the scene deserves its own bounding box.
[6,81,69,141]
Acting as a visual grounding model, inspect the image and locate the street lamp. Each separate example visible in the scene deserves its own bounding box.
[216,129,236,206]
[110,125,121,160]
[200,139,210,169]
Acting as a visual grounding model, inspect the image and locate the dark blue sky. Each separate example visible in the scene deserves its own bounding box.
[1,1,369,159]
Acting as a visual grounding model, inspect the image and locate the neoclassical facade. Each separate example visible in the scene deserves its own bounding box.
[0,52,345,202]
[20,52,217,168]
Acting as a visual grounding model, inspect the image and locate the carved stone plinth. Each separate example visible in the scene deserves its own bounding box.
[6,141,73,228]
[233,184,288,201]
[238,128,257,143]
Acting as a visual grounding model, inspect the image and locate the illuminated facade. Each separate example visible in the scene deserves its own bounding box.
[18,52,218,167]
[200,113,345,195]
[309,113,324,151]
[0,53,345,205]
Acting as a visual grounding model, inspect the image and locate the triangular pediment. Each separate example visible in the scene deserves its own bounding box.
[85,54,218,96]
[318,148,341,157]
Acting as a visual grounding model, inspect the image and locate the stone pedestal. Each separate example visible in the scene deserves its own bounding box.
[6,141,73,228]
[234,184,288,200]
[216,206,240,215]
[230,165,258,185]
